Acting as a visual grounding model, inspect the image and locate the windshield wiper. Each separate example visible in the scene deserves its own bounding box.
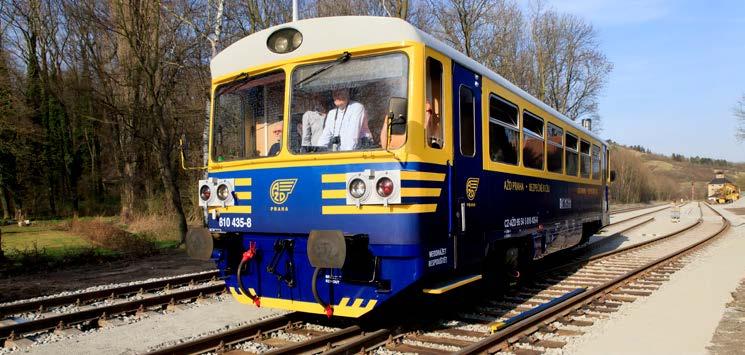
[217,72,250,93]
[294,52,351,88]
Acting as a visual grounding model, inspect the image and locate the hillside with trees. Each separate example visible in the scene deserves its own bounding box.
[610,143,745,203]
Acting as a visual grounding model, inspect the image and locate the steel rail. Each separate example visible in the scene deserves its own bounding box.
[0,282,225,341]
[456,203,729,354]
[0,271,219,318]
[604,203,672,228]
[146,313,299,355]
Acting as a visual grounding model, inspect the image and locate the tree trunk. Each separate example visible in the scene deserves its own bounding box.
[158,147,188,244]
[0,186,9,220]
[120,160,136,223]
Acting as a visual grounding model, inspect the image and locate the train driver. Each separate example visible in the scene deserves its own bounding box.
[316,89,372,151]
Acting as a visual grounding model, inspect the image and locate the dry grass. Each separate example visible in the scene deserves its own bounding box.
[70,217,156,256]
[125,214,180,243]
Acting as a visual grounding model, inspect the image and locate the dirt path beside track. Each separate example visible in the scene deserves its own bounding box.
[0,250,213,303]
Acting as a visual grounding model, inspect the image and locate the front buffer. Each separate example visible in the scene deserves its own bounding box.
[211,231,423,318]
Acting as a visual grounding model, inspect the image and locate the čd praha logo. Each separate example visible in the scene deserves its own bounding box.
[466,177,480,200]
[270,179,297,204]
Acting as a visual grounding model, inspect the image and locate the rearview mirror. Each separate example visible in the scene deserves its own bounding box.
[609,170,617,182]
[387,97,407,135]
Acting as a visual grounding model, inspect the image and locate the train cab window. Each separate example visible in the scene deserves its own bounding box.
[488,94,519,165]
[522,111,544,170]
[459,86,475,157]
[565,133,579,176]
[580,140,591,179]
[212,70,286,161]
[288,53,409,153]
[592,144,601,180]
[426,58,443,149]
[547,123,563,173]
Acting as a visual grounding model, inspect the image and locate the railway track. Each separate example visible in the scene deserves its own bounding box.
[146,202,728,355]
[0,271,222,347]
[609,203,668,215]
[604,203,673,228]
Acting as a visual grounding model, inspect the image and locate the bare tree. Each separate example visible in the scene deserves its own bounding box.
[529,7,612,122]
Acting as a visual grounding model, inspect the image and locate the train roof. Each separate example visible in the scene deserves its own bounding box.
[211,16,604,143]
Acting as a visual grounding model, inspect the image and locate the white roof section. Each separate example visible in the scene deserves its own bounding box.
[211,16,603,143]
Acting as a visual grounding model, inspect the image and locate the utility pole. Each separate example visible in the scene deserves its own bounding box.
[292,0,298,22]
[691,181,695,201]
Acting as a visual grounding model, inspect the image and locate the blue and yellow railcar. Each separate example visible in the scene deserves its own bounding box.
[186,16,611,318]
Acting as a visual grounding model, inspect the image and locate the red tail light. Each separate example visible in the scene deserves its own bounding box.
[376,177,394,198]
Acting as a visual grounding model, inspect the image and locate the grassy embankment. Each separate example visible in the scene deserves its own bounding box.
[0,216,182,275]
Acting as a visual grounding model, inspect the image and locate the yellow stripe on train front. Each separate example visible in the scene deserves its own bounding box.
[322,190,346,199]
[400,171,446,182]
[229,287,377,318]
[321,174,346,183]
[208,205,252,214]
[400,187,441,197]
[234,178,252,186]
[322,204,437,214]
[234,191,252,200]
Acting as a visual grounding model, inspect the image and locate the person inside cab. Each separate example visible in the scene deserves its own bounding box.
[301,94,327,150]
[316,89,371,151]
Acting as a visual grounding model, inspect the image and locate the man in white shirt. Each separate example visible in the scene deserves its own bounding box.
[317,89,371,151]
[301,96,326,148]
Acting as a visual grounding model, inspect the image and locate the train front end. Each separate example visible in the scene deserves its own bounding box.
[187,17,448,318]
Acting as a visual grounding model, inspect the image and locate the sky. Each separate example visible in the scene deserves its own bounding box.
[545,0,745,162]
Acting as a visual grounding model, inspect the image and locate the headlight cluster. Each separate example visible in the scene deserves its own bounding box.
[345,171,401,206]
[267,28,303,54]
[198,179,236,207]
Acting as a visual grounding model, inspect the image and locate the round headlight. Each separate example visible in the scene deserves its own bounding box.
[274,36,289,53]
[267,28,302,54]
[216,184,230,201]
[376,177,394,198]
[349,179,366,199]
[199,185,211,201]
[292,31,303,48]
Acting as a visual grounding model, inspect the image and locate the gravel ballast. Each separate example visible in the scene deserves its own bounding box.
[559,207,745,354]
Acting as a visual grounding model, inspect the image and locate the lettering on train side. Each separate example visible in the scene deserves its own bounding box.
[559,198,572,209]
[427,248,448,267]
[528,183,550,193]
[503,216,539,228]
[504,180,525,191]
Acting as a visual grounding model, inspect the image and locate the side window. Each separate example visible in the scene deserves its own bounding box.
[458,86,475,157]
[547,123,563,173]
[522,111,544,170]
[592,144,601,180]
[426,58,444,149]
[565,133,579,176]
[580,140,591,178]
[488,94,519,165]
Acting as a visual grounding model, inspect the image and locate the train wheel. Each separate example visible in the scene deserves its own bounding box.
[482,245,521,293]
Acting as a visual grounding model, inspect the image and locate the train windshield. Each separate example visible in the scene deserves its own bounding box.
[212,71,286,162]
[289,53,409,153]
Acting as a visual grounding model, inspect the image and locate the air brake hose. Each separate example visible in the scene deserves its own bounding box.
[312,267,334,318]
[237,241,261,307]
